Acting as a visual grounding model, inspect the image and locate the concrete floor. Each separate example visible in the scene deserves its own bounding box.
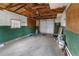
[0,34,64,56]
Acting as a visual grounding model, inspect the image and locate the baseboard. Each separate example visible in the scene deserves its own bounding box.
[65,46,72,56]
[0,33,34,47]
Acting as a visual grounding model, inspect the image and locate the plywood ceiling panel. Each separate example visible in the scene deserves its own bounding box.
[0,3,10,8]
[16,7,26,13]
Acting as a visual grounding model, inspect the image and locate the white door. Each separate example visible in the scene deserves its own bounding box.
[40,19,54,34]
[46,20,54,34]
[40,20,47,33]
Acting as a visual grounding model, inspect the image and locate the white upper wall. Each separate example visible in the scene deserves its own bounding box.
[0,10,10,26]
[0,10,27,26]
[49,3,68,9]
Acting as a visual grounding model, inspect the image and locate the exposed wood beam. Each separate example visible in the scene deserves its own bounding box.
[37,6,66,17]
[34,15,57,19]
[51,6,66,13]
[20,9,38,17]
[38,9,57,16]
[14,4,26,12]
[6,3,13,9]
[24,3,50,10]
[6,3,24,9]
[27,17,36,27]
[0,3,66,20]
[31,4,50,10]
[24,3,36,10]
[15,7,26,13]
[32,6,49,10]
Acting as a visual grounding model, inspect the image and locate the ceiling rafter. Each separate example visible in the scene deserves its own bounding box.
[14,4,26,12]
[5,3,12,9]
[6,3,25,9]
[51,6,66,13]
[34,14,57,19]
[0,3,66,19]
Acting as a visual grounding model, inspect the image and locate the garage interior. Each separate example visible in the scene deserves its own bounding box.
[0,3,78,56]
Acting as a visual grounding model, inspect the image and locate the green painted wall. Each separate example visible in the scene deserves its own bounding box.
[0,26,36,43]
[64,29,79,56]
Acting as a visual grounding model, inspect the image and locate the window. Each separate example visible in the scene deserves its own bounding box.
[11,19,21,28]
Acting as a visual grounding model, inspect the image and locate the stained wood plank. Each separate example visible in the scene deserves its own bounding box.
[66,4,79,34]
[27,17,36,27]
